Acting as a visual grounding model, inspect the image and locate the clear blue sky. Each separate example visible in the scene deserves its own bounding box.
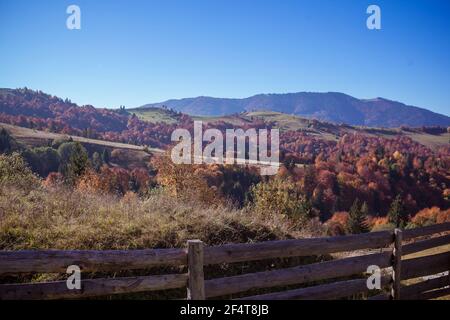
[0,0,449,115]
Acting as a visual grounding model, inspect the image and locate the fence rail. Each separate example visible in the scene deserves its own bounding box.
[0,222,449,300]
[0,274,188,300]
[204,251,393,298]
[203,231,393,265]
[0,248,187,274]
[239,275,392,300]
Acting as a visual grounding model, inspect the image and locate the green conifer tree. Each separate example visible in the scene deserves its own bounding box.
[388,194,408,228]
[346,199,369,234]
[0,128,12,153]
[92,151,103,172]
[101,148,110,164]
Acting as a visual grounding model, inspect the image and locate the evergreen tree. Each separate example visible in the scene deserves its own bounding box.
[298,198,315,221]
[360,201,369,217]
[346,199,369,234]
[92,151,103,172]
[388,194,408,228]
[0,128,12,153]
[312,187,326,217]
[58,142,89,184]
[68,142,89,181]
[302,165,316,199]
[101,148,110,164]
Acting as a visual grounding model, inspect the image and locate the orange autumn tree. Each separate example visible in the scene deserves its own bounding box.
[324,211,349,236]
[151,150,216,204]
[410,207,450,227]
[77,166,131,195]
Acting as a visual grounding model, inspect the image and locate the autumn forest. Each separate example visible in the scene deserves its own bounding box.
[0,87,449,243]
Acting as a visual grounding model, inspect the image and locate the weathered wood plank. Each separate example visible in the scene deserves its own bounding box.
[402,223,450,241]
[204,251,392,298]
[402,234,450,256]
[391,229,402,300]
[0,249,187,275]
[0,273,188,300]
[187,240,205,300]
[204,231,393,265]
[401,274,449,300]
[419,287,450,300]
[401,252,450,280]
[367,293,390,300]
[238,276,391,300]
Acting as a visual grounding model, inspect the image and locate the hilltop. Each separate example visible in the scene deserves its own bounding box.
[139,92,450,128]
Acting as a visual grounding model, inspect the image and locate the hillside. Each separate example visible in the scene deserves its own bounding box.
[1,87,448,152]
[0,88,188,149]
[131,108,450,149]
[139,92,450,128]
[0,122,158,169]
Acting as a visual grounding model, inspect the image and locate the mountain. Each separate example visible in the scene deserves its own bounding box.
[139,92,450,128]
[1,88,449,151]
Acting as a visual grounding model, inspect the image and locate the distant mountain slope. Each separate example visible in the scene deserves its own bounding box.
[1,88,448,150]
[0,88,185,148]
[140,92,450,128]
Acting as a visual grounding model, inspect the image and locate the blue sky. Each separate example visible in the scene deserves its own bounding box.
[0,0,449,115]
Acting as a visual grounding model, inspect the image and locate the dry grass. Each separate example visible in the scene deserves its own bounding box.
[0,183,322,299]
[130,107,180,124]
[0,185,303,251]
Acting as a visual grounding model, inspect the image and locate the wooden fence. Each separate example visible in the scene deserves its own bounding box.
[0,222,449,300]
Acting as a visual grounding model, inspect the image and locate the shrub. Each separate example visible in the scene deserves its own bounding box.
[22,147,60,177]
[324,221,346,236]
[324,212,348,236]
[251,177,316,224]
[43,172,64,188]
[151,152,216,204]
[0,128,13,153]
[51,136,73,149]
[367,216,388,230]
[408,207,450,228]
[371,222,396,232]
[0,153,40,192]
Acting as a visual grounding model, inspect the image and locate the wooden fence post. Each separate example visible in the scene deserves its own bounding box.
[391,229,403,300]
[187,240,205,300]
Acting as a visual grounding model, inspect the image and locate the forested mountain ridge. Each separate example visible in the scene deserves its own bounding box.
[140,92,450,127]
